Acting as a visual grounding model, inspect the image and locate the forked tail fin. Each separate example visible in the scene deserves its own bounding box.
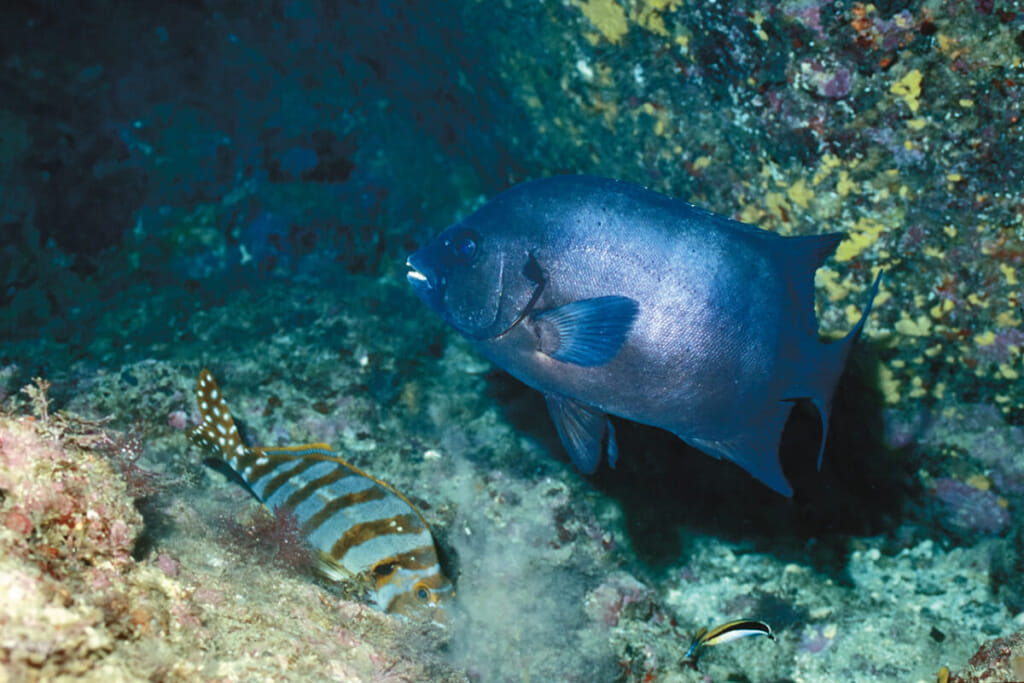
[811,271,883,469]
[187,369,251,468]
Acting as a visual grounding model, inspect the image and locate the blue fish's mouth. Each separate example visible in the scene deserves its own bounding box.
[405,254,434,290]
[406,252,442,311]
[406,262,430,288]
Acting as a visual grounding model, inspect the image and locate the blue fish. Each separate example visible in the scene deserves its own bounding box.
[406,175,880,496]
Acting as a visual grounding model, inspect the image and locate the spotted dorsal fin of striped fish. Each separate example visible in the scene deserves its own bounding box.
[187,369,454,621]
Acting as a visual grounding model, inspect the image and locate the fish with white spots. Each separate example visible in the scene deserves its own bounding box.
[187,369,453,621]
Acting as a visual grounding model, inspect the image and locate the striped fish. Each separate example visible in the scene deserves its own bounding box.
[187,369,453,621]
[683,619,774,668]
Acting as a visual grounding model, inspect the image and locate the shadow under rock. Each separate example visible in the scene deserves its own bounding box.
[131,494,179,561]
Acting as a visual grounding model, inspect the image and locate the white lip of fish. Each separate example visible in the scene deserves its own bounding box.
[406,258,430,287]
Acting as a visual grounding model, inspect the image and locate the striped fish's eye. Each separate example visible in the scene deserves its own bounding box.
[414,582,433,603]
[372,562,396,578]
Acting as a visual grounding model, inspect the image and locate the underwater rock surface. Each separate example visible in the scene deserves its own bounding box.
[2,279,1021,681]
[1,0,1022,680]
[0,390,462,682]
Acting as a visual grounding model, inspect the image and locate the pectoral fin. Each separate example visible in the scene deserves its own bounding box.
[545,394,618,473]
[532,296,638,367]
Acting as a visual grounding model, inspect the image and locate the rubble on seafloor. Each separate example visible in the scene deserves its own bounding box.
[0,385,464,682]
[2,301,1023,681]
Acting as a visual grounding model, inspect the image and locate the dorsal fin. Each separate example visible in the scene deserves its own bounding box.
[778,232,844,339]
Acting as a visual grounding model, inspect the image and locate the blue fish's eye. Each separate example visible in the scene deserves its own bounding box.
[450,230,480,264]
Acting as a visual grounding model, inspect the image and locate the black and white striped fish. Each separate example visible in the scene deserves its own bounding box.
[683,619,774,668]
[187,369,453,621]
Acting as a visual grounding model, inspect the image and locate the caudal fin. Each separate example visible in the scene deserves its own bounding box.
[810,271,883,469]
[187,369,251,468]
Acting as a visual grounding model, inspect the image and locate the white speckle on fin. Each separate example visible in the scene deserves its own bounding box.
[189,369,249,465]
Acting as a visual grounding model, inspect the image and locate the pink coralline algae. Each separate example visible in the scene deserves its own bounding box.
[914,404,1024,497]
[166,409,188,430]
[4,509,33,535]
[798,59,854,99]
[933,477,1010,536]
[0,389,463,681]
[783,1,825,39]
[0,417,143,576]
[949,631,1024,683]
[583,572,655,627]
[976,329,1024,365]
[156,552,180,576]
[0,413,146,678]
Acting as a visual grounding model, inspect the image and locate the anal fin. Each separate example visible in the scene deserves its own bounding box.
[685,402,795,496]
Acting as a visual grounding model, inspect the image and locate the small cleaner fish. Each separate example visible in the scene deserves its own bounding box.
[187,369,453,621]
[683,619,775,668]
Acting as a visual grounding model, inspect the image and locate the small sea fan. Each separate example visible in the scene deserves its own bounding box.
[97,426,163,499]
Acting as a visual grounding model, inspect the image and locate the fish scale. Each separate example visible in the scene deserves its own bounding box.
[187,369,453,620]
